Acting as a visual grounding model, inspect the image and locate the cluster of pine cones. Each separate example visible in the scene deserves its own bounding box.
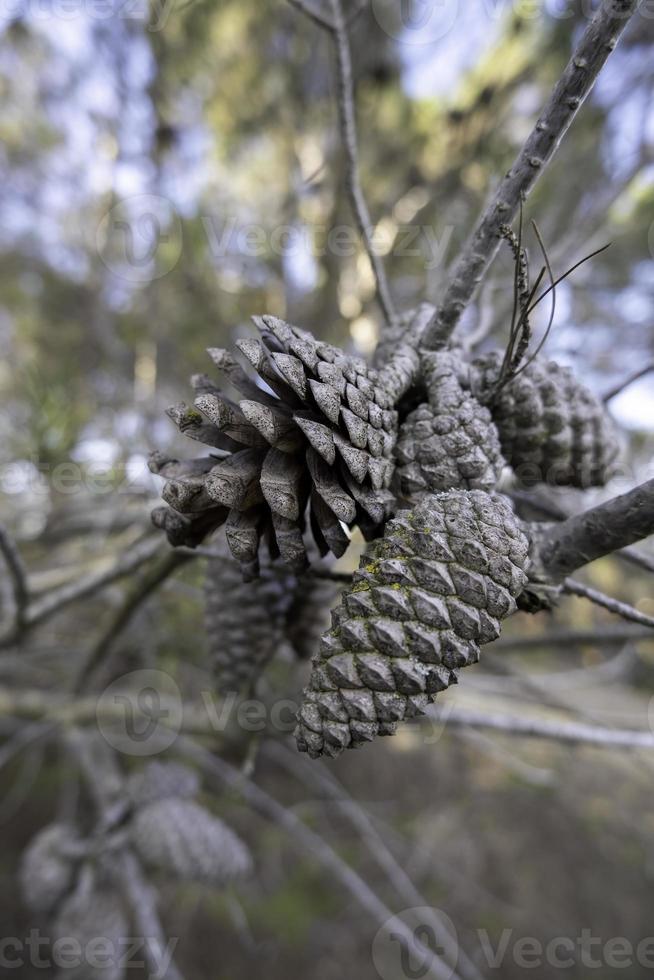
[151,310,619,759]
[19,762,251,979]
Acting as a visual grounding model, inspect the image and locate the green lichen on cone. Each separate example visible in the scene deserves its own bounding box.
[150,315,400,574]
[395,350,504,497]
[472,351,619,487]
[295,490,530,758]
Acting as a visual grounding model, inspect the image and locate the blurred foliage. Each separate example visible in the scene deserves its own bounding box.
[1,1,654,978]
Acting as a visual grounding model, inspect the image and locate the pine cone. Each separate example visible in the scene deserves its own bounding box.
[472,351,619,487]
[52,866,127,980]
[395,350,504,497]
[205,533,339,692]
[20,823,79,914]
[296,490,530,758]
[130,798,252,886]
[151,316,401,573]
[286,571,339,661]
[126,761,200,808]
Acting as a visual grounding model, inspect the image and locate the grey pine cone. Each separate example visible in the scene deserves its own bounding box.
[151,315,401,573]
[130,798,253,886]
[295,489,530,758]
[472,351,619,487]
[395,350,504,497]
[205,535,339,693]
[20,823,79,914]
[52,867,127,980]
[126,761,200,808]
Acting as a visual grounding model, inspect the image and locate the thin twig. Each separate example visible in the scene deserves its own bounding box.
[2,534,164,648]
[0,524,29,642]
[325,0,397,327]
[564,578,654,629]
[494,623,654,650]
[265,740,484,980]
[73,549,192,692]
[422,0,641,349]
[602,361,654,403]
[425,704,654,751]
[181,738,462,980]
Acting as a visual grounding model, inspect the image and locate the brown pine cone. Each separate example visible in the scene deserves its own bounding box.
[395,350,504,497]
[472,351,619,487]
[295,490,530,758]
[151,316,401,573]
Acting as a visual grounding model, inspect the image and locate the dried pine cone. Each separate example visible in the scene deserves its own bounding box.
[151,316,402,574]
[286,571,339,661]
[20,823,80,914]
[472,351,619,487]
[52,866,127,980]
[395,350,504,497]
[130,798,252,886]
[296,490,530,758]
[205,534,338,692]
[126,761,200,808]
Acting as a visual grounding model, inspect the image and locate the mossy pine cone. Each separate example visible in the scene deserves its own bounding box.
[395,350,504,497]
[472,351,619,487]
[295,490,530,759]
[130,798,252,886]
[205,535,338,693]
[151,315,399,574]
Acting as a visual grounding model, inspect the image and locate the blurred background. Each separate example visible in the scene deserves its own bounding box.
[1,0,654,977]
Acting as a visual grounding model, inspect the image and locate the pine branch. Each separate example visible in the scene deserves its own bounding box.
[181,738,463,980]
[537,478,654,580]
[510,487,654,576]
[563,578,654,629]
[426,704,654,751]
[422,0,641,350]
[0,535,165,650]
[265,740,483,980]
